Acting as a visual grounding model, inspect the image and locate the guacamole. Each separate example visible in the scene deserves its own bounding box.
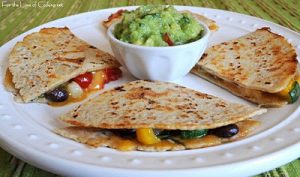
[113,5,204,46]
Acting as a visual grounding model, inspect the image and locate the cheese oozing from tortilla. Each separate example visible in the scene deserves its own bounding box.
[192,66,289,107]
[48,68,122,106]
[4,68,121,106]
[278,76,300,98]
[55,119,260,151]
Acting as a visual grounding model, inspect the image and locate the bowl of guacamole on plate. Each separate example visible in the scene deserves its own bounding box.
[107,5,210,81]
[113,5,204,46]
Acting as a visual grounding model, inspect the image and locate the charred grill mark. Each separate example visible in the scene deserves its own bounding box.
[195,93,213,99]
[215,103,226,107]
[110,102,118,105]
[126,88,169,100]
[55,57,85,65]
[148,100,155,104]
[174,85,185,89]
[112,106,120,109]
[89,46,97,49]
[65,120,83,126]
[201,53,208,59]
[73,105,81,113]
[115,86,126,91]
[137,92,145,99]
[147,116,156,120]
[184,98,190,101]
[153,105,174,111]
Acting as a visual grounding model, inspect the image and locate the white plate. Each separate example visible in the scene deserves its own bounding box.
[0,6,300,177]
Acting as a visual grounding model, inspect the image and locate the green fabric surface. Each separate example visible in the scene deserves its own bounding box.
[0,0,300,176]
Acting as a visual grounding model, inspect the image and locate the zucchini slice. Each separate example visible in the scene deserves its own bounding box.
[289,82,300,103]
[180,129,208,139]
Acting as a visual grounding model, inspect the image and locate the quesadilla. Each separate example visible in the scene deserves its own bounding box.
[4,27,122,105]
[192,27,300,107]
[56,80,266,151]
[102,9,219,32]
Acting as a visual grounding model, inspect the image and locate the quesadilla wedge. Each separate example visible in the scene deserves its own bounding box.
[56,80,266,151]
[192,27,300,107]
[4,27,122,105]
[102,9,219,32]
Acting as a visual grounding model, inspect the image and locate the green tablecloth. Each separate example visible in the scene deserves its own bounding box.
[0,0,300,176]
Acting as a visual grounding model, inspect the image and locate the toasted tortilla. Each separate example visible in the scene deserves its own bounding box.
[197,27,298,93]
[5,27,120,103]
[102,9,219,32]
[56,119,260,151]
[59,80,266,130]
[192,27,298,107]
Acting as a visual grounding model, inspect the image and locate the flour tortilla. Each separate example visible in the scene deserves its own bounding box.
[197,27,298,93]
[59,80,266,130]
[57,80,265,151]
[5,27,120,103]
[192,27,298,107]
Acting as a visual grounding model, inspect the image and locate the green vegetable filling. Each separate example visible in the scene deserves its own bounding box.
[180,129,208,139]
[289,81,300,103]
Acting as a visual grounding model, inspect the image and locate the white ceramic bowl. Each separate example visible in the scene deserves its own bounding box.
[107,21,210,81]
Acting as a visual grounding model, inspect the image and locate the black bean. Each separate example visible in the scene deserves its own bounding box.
[45,87,68,102]
[113,129,136,138]
[209,124,239,138]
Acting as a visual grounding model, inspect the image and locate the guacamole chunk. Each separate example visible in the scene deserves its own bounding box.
[113,5,204,46]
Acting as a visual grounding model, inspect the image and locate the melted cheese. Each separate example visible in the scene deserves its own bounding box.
[296,76,300,83]
[5,68,112,105]
[114,139,136,151]
[4,69,14,89]
[113,119,259,151]
[191,67,287,106]
[56,120,260,151]
[278,74,300,98]
[278,79,295,98]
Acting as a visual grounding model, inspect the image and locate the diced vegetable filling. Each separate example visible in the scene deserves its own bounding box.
[43,68,122,104]
[289,82,300,103]
[111,124,239,145]
[278,80,300,103]
[136,128,161,145]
